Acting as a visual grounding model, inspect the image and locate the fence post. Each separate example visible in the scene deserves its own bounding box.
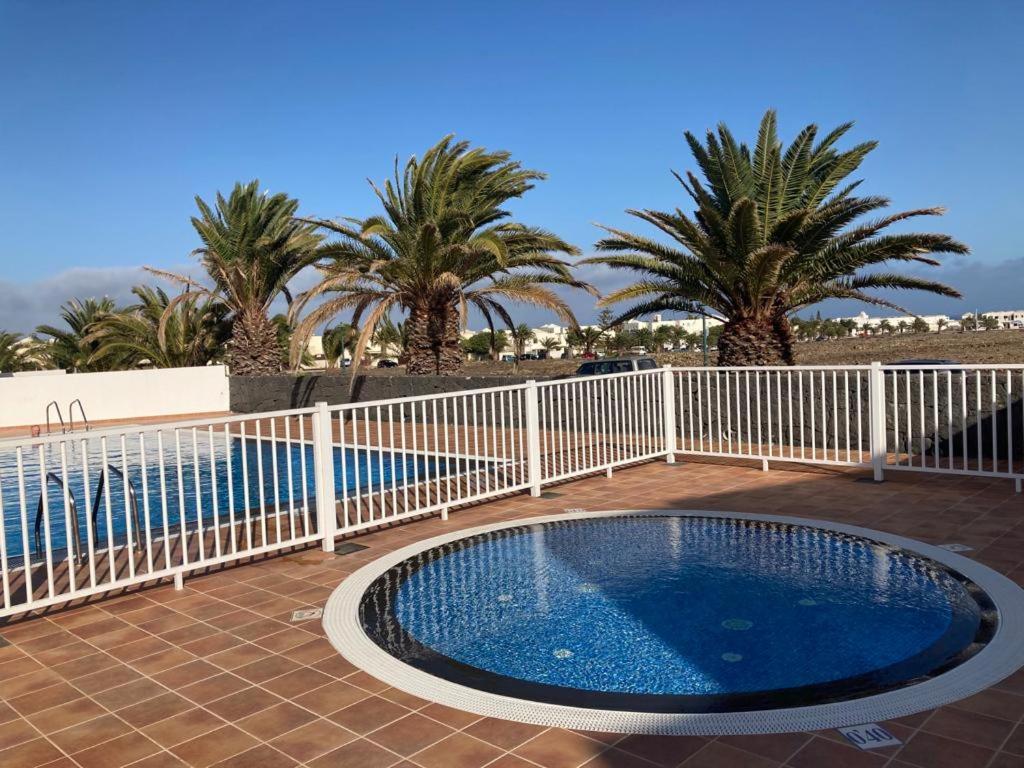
[662,366,677,463]
[869,362,886,482]
[525,380,543,496]
[312,401,338,552]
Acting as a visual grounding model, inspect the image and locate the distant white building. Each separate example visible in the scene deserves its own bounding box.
[961,310,1024,330]
[838,311,956,333]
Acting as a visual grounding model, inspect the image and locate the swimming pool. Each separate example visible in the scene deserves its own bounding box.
[326,510,1024,734]
[0,439,469,563]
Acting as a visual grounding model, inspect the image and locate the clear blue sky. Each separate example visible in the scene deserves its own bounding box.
[1,0,1022,332]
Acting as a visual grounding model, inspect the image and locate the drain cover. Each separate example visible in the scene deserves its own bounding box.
[334,542,369,556]
[540,491,563,499]
[291,608,323,622]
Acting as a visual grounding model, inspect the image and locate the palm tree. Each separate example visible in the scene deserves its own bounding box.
[148,181,322,376]
[289,137,593,375]
[509,323,535,358]
[322,324,356,369]
[569,326,605,356]
[936,317,948,333]
[896,320,909,335]
[373,316,404,359]
[86,286,230,369]
[539,337,561,358]
[584,110,967,365]
[0,332,43,373]
[878,319,894,335]
[36,297,120,372]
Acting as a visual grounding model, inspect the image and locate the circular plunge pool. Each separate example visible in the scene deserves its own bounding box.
[323,511,1024,734]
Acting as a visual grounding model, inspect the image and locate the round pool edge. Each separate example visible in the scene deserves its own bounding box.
[321,510,1024,735]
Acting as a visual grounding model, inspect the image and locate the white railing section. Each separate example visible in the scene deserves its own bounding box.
[327,384,533,536]
[2,363,1022,617]
[536,369,667,484]
[672,366,874,468]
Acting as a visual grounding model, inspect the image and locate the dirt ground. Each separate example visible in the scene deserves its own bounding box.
[449,329,1024,375]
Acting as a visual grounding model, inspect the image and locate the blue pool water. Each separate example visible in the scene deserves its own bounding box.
[0,439,466,562]
[363,516,988,708]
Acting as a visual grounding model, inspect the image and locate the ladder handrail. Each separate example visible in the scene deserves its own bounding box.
[91,463,144,551]
[45,401,65,435]
[34,472,83,561]
[68,399,90,433]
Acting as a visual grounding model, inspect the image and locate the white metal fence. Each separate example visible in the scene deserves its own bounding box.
[2,364,1021,618]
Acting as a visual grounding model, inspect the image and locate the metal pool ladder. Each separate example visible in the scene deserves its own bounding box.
[90,464,144,551]
[45,401,65,434]
[68,399,90,433]
[33,472,84,561]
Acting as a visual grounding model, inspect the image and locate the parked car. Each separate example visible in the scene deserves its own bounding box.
[376,359,398,368]
[575,357,658,376]
[886,359,959,373]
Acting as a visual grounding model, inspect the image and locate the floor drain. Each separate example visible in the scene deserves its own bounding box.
[553,648,574,659]
[721,652,743,662]
[938,543,974,553]
[798,598,818,606]
[291,608,323,622]
[334,542,369,556]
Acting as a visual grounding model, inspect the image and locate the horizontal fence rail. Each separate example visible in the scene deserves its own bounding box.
[2,363,1021,618]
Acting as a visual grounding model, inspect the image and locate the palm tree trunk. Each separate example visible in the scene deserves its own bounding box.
[405,301,464,375]
[227,308,282,375]
[717,316,793,366]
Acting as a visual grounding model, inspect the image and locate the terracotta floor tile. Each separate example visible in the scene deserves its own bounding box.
[141,708,226,748]
[486,756,544,768]
[681,741,779,767]
[292,680,369,715]
[0,737,65,768]
[49,713,133,753]
[410,732,504,768]
[261,666,334,698]
[269,718,356,762]
[718,733,810,762]
[921,707,1016,749]
[205,686,282,720]
[368,713,454,756]
[178,671,249,704]
[23,697,106,732]
[895,731,995,768]
[614,734,708,767]
[306,738,400,768]
[8,682,83,716]
[465,717,546,750]
[237,701,318,739]
[95,678,168,711]
[580,747,661,767]
[170,724,259,768]
[0,718,39,751]
[233,655,301,684]
[418,702,482,729]
[211,744,298,768]
[72,731,162,768]
[329,695,411,734]
[787,736,887,767]
[514,730,608,768]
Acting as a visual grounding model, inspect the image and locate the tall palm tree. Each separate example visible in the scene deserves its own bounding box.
[86,286,230,369]
[36,297,120,372]
[148,180,322,376]
[509,323,535,359]
[289,137,593,375]
[584,111,968,365]
[322,324,356,369]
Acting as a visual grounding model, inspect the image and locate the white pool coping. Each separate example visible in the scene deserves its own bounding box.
[322,510,1024,735]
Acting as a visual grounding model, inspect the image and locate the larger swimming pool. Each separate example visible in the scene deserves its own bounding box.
[0,439,469,563]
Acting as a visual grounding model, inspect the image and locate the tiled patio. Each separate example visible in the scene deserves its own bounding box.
[2,458,1023,768]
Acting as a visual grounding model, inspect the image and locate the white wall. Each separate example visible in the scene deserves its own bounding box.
[0,366,230,428]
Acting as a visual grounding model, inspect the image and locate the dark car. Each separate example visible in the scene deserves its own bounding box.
[885,359,959,375]
[376,359,398,368]
[575,357,658,376]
